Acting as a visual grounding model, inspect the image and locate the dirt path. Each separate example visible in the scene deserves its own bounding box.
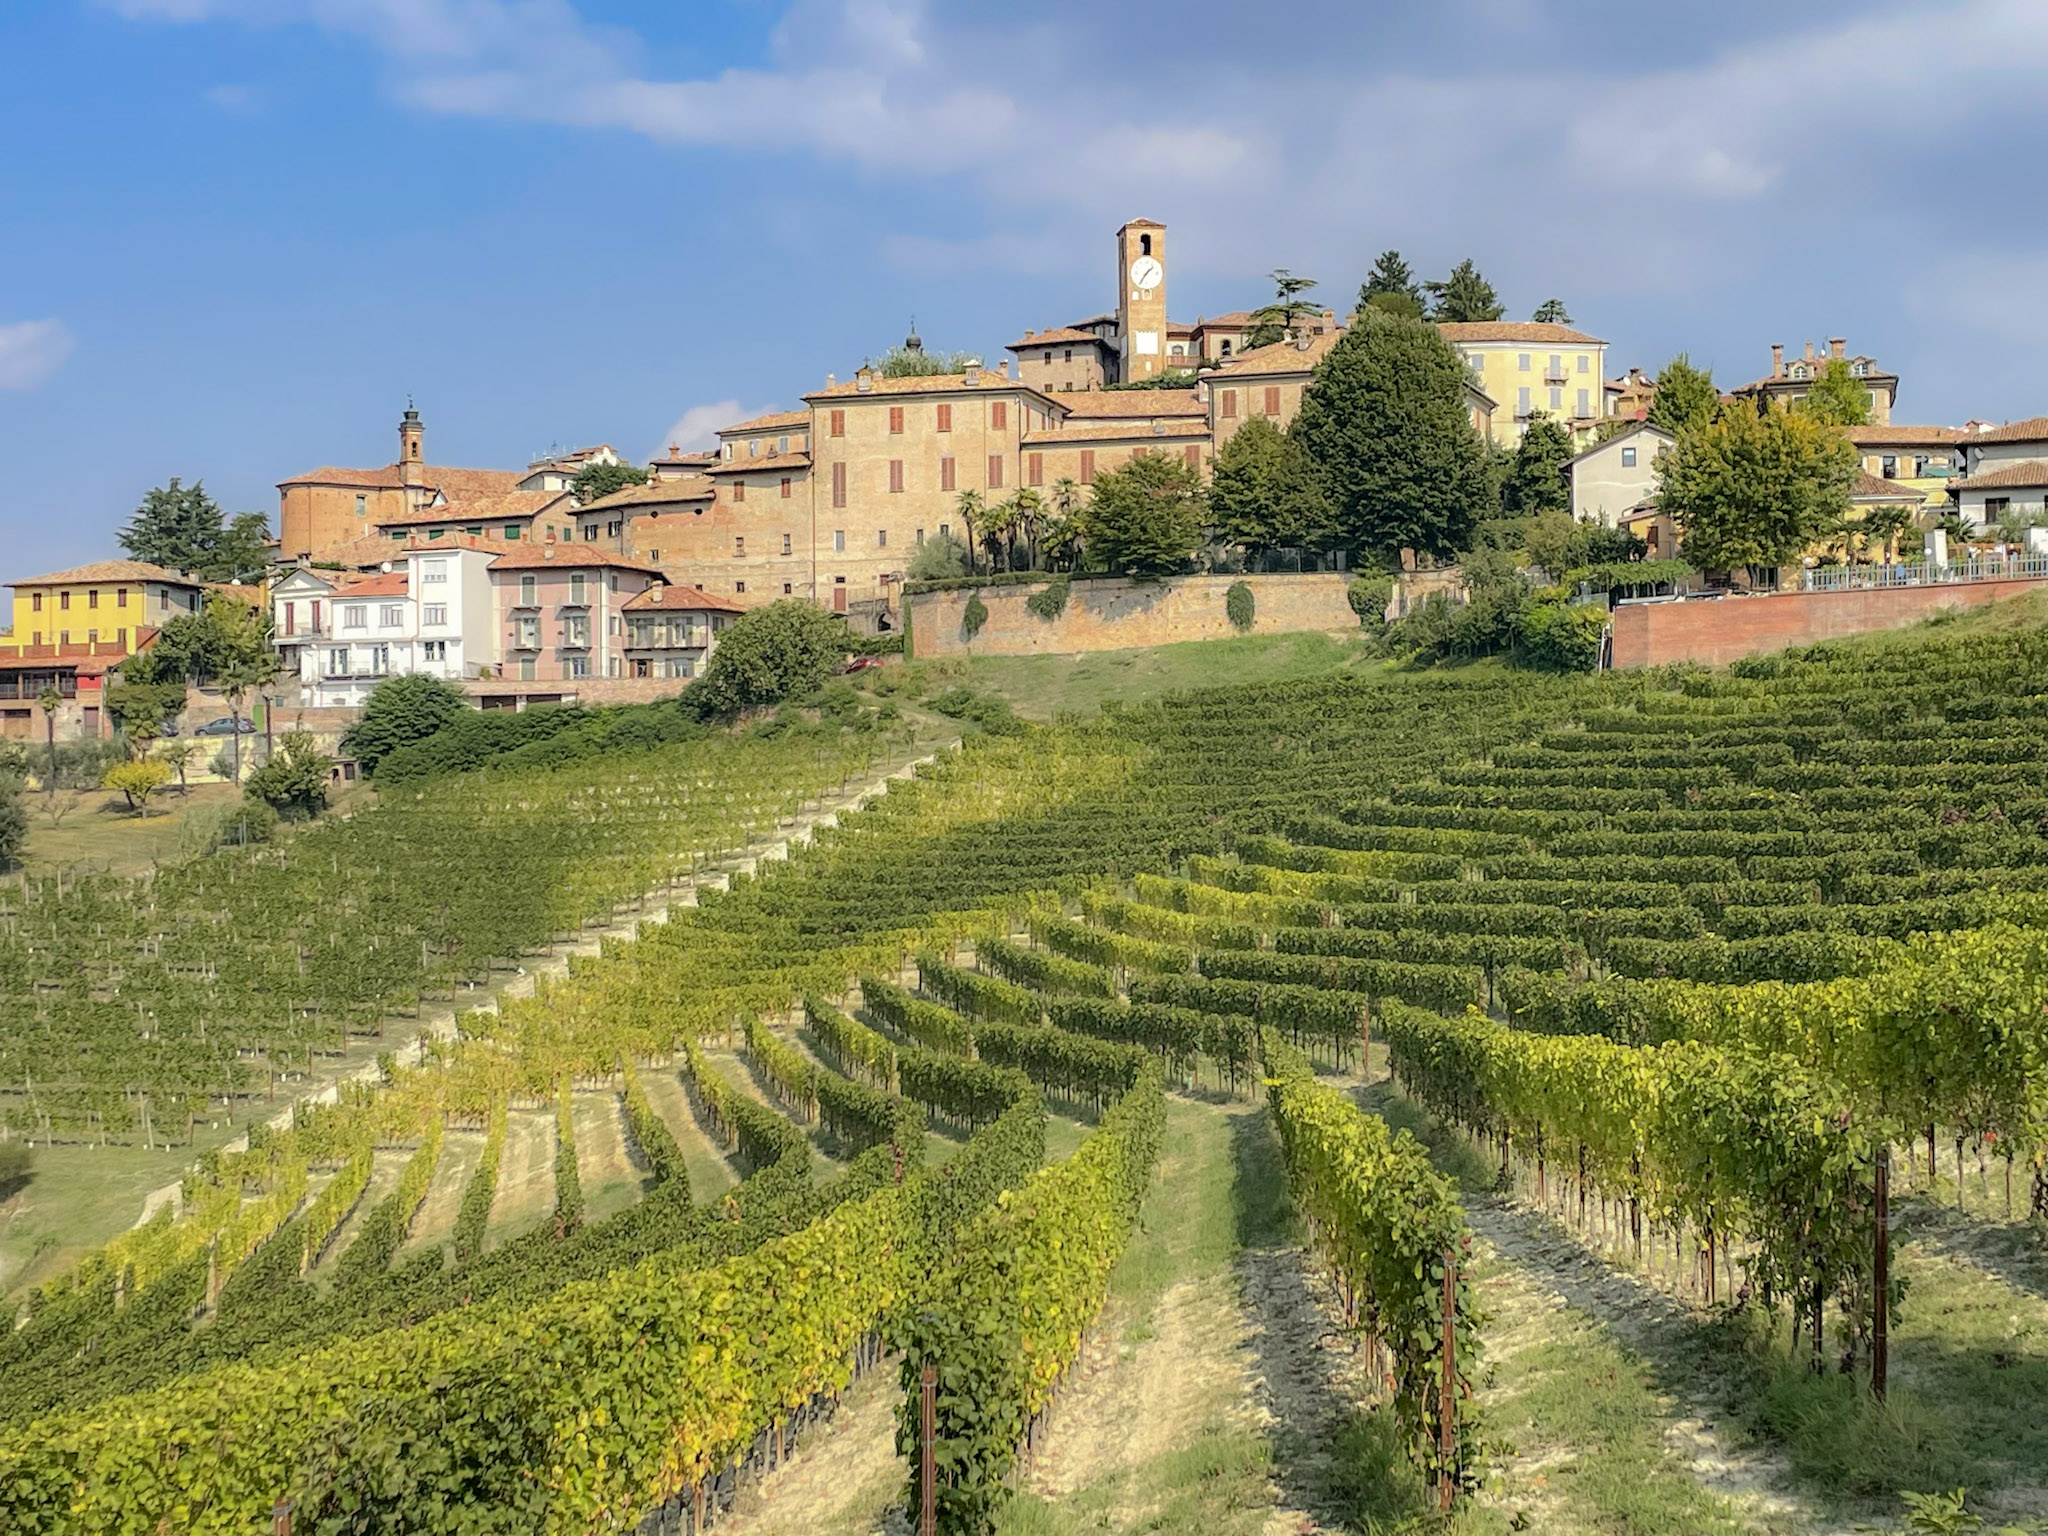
[638,1070,739,1199]
[396,1127,480,1256]
[312,1147,408,1271]
[484,1110,556,1249]
[702,1362,908,1536]
[573,1092,643,1224]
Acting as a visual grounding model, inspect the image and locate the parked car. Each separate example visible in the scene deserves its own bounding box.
[192,716,257,736]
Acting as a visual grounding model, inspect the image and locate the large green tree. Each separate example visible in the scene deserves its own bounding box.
[124,592,273,688]
[1499,411,1574,516]
[1242,270,1321,350]
[1795,358,1873,427]
[1359,251,1424,319]
[341,673,469,776]
[243,730,334,820]
[572,460,649,505]
[1646,354,1720,434]
[1658,404,1857,579]
[1530,298,1573,325]
[117,480,271,582]
[1425,260,1504,323]
[691,600,848,718]
[1208,417,1337,556]
[1078,453,1206,577]
[1291,308,1496,561]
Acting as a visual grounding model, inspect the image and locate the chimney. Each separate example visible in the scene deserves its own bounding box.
[1803,340,1815,360]
[964,361,980,386]
[826,372,837,389]
[1828,337,1846,360]
[998,359,1010,379]
[1770,344,1784,377]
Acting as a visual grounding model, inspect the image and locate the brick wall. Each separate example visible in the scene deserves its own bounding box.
[906,572,1360,659]
[1610,578,2048,669]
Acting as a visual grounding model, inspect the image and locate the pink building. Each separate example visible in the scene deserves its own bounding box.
[487,545,661,683]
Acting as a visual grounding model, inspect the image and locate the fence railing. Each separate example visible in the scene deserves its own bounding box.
[1800,556,2048,592]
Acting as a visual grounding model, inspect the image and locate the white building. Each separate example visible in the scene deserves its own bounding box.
[1566,421,1675,527]
[271,547,497,706]
[1953,417,2048,532]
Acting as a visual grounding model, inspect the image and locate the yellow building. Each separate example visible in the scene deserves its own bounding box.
[1732,339,1898,426]
[0,560,214,740]
[1846,425,1961,509]
[1440,322,1609,447]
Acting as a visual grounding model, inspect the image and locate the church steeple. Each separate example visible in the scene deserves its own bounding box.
[398,400,425,495]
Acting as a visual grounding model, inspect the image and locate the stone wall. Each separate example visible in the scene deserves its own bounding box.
[905,572,1362,660]
[1609,578,2047,669]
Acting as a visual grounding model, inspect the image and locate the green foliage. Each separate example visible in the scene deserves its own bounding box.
[1531,297,1573,324]
[1516,599,1608,672]
[0,1142,31,1201]
[103,679,188,741]
[1078,453,1206,577]
[340,672,469,777]
[878,343,978,378]
[124,592,273,688]
[1646,354,1720,435]
[1500,410,1574,516]
[1207,416,1337,555]
[101,757,173,813]
[1225,580,1256,632]
[1241,268,1320,350]
[1346,572,1394,633]
[570,459,648,505]
[1660,404,1858,576]
[693,600,849,718]
[1024,574,1070,620]
[372,698,710,785]
[1425,259,1505,323]
[1359,251,1423,319]
[907,530,972,583]
[116,478,271,583]
[1523,513,1647,576]
[178,797,276,854]
[551,1075,583,1236]
[1796,357,1874,428]
[242,729,333,820]
[1100,369,1200,391]
[928,687,1024,736]
[961,592,989,640]
[0,772,27,868]
[1292,308,1495,562]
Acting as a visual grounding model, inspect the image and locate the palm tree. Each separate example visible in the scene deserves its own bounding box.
[1042,478,1086,571]
[36,686,60,790]
[1008,487,1044,571]
[954,490,987,577]
[979,498,1020,573]
[220,653,279,786]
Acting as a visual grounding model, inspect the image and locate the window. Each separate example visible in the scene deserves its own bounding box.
[778,435,789,452]
[889,459,904,493]
[29,593,40,613]
[735,580,747,593]
[327,647,350,677]
[782,583,792,595]
[1140,233,1151,255]
[940,456,956,493]
[780,476,792,499]
[422,640,447,661]
[1183,445,1201,471]
[1882,455,1899,479]
[1549,387,1562,410]
[781,532,793,556]
[282,602,296,636]
[1079,450,1096,484]
[1469,353,1484,369]
[733,480,746,504]
[515,615,540,649]
[564,614,590,648]
[1549,354,1563,378]
[1518,354,1530,371]
[1028,452,1044,486]
[583,524,598,542]
[379,604,402,628]
[1042,351,1052,364]
[1064,347,1073,363]
[990,401,1008,430]
[832,462,847,508]
[87,628,98,643]
[424,604,447,626]
[1517,387,1531,414]
[1217,389,1238,420]
[915,528,925,545]
[569,573,588,604]
[735,536,745,557]
[58,630,69,645]
[567,656,590,679]
[520,575,537,605]
[1621,446,1637,468]
[936,403,952,433]
[355,495,366,516]
[519,657,536,681]
[342,604,366,629]
[115,628,126,647]
[748,440,759,458]
[877,529,888,548]
[1264,387,1281,416]
[1987,497,2012,517]
[889,406,905,434]
[59,591,69,611]
[87,589,98,610]
[830,409,846,437]
[1577,354,1589,373]
[370,644,390,675]
[940,523,951,539]
[504,525,522,539]
[1576,388,1589,417]
[422,559,448,583]
[833,529,846,553]
[608,520,622,536]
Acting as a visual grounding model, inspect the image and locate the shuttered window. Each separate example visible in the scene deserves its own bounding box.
[829,410,846,437]
[889,459,904,493]
[990,401,1008,430]
[1027,453,1044,486]
[1264,387,1281,416]
[940,457,956,492]
[987,454,1004,488]
[889,406,904,434]
[831,462,847,508]
[1220,390,1237,419]
[936,403,952,433]
[1079,451,1095,484]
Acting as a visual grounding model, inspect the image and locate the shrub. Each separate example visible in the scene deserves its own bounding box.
[0,1143,30,1200]
[853,631,904,656]
[962,592,989,639]
[1025,574,1071,620]
[1225,580,1255,632]
[179,797,277,853]
[1517,600,1608,672]
[342,674,468,777]
[691,600,850,719]
[905,530,971,583]
[243,730,334,820]
[102,757,173,813]
[0,772,26,868]
[1347,573,1395,633]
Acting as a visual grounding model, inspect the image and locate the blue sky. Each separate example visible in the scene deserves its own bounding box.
[2,0,2045,577]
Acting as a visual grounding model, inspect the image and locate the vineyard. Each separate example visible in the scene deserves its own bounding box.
[5,622,2048,1531]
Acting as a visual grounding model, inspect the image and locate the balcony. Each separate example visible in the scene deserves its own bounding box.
[1543,366,1570,385]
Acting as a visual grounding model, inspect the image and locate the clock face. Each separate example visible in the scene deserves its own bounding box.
[1128,255,1163,292]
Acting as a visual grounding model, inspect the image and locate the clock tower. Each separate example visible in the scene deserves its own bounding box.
[1116,219,1167,383]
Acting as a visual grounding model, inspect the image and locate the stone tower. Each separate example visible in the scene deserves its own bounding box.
[398,402,426,508]
[1116,219,1167,384]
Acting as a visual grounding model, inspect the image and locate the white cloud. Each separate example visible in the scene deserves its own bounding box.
[0,320,75,390]
[655,400,772,457]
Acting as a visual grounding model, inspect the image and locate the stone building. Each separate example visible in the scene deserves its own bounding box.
[277,406,525,559]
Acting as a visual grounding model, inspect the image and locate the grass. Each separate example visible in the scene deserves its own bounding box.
[9,781,242,877]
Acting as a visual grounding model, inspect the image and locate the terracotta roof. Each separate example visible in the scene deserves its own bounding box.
[525,444,615,470]
[806,371,1050,402]
[1191,311,1254,329]
[486,546,664,574]
[1847,424,1963,447]
[623,583,748,615]
[579,475,716,512]
[1055,388,1207,421]
[709,451,812,477]
[316,531,527,569]
[1733,361,1897,395]
[1007,327,1112,351]
[1205,330,1346,378]
[336,572,409,598]
[1848,471,1928,503]
[373,489,569,530]
[1955,460,2048,491]
[1437,321,1605,346]
[1964,416,2048,445]
[10,559,202,588]
[277,463,525,495]
[203,581,266,606]
[1021,420,1212,446]
[718,409,810,436]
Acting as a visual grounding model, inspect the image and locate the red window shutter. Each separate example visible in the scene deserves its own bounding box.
[1183,445,1200,470]
[940,456,955,492]
[936,403,952,433]
[987,454,1003,488]
[780,476,791,499]
[830,409,846,438]
[889,459,904,493]
[832,462,847,508]
[1264,387,1281,416]
[1028,453,1043,486]
[991,401,1008,430]
[1221,390,1237,419]
[1079,450,1095,485]
[283,602,295,636]
[889,406,904,434]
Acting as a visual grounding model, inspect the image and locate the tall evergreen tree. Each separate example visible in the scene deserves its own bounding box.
[1292,308,1496,561]
[1646,354,1721,434]
[1359,251,1423,319]
[1425,260,1505,323]
[1242,270,1321,350]
[1209,417,1337,556]
[1500,411,1574,516]
[1530,298,1573,325]
[118,480,270,579]
[1079,454,1205,577]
